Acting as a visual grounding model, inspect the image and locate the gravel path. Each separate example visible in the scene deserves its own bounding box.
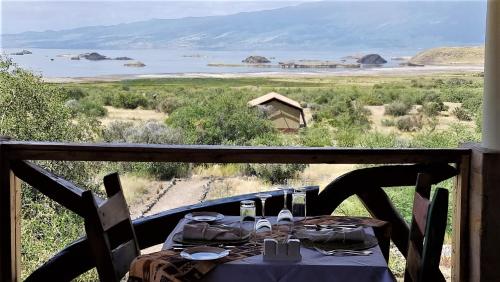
[143,177,212,217]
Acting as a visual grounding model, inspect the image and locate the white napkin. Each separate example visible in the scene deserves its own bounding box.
[295,227,366,243]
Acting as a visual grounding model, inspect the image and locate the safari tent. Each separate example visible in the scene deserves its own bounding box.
[248,92,306,131]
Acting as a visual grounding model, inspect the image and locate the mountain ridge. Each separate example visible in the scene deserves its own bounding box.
[2,1,487,50]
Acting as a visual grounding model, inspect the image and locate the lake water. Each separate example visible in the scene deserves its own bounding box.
[1,48,421,78]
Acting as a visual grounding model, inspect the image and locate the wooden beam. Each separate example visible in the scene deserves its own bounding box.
[10,161,101,217]
[452,154,470,282]
[0,142,18,282]
[2,141,468,164]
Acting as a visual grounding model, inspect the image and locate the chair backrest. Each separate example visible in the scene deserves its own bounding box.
[404,173,448,282]
[82,172,140,282]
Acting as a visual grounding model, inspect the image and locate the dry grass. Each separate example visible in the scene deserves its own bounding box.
[100,106,167,126]
[192,164,245,178]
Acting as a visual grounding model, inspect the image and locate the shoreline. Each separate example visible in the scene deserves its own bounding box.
[42,65,484,83]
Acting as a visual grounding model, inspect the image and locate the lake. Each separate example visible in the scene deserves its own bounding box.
[1,48,421,78]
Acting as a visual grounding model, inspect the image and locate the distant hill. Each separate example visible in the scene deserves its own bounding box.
[410,46,485,66]
[2,1,487,50]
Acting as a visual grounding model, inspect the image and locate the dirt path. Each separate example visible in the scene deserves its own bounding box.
[143,177,212,217]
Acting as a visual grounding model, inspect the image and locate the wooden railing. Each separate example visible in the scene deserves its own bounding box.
[0,141,471,281]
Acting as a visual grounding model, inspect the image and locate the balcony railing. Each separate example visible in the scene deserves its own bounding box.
[0,141,471,281]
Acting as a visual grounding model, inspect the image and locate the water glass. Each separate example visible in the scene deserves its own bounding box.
[240,200,256,238]
[292,188,306,221]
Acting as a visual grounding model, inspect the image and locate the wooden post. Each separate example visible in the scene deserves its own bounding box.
[452,154,470,282]
[0,140,20,282]
[463,144,500,281]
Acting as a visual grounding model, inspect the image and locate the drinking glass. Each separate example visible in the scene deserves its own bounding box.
[255,193,272,232]
[292,188,307,222]
[240,200,256,239]
[277,184,294,235]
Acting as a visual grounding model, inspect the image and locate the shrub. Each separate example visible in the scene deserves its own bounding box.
[385,102,411,116]
[422,102,442,117]
[62,87,86,100]
[157,96,181,114]
[381,119,395,127]
[111,92,148,109]
[396,116,423,132]
[167,93,275,145]
[102,121,188,179]
[453,107,473,121]
[245,163,307,184]
[66,98,107,117]
[300,126,333,147]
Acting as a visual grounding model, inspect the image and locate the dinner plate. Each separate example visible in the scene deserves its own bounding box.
[180,246,230,261]
[185,212,224,222]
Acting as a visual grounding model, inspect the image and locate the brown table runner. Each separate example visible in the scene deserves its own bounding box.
[128,215,391,282]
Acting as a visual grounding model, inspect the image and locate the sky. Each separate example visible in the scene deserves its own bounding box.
[1,0,487,35]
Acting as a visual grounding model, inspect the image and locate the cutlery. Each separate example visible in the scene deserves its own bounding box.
[313,247,372,256]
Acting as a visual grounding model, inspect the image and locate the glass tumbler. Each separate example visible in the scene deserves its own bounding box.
[292,188,307,222]
[240,200,256,239]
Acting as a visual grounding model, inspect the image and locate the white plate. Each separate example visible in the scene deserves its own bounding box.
[180,246,230,261]
[185,212,224,222]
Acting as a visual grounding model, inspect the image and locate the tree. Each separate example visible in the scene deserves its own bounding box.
[0,57,101,280]
[167,93,275,145]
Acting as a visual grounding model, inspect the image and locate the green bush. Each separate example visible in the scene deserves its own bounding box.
[300,126,333,147]
[157,96,181,114]
[453,107,473,121]
[385,102,411,116]
[111,92,149,109]
[246,163,307,184]
[422,102,442,117]
[102,121,188,179]
[396,116,423,132]
[66,98,107,117]
[167,93,275,145]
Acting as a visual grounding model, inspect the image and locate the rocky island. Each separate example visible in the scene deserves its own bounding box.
[10,50,32,56]
[242,56,271,64]
[124,61,146,67]
[357,54,387,65]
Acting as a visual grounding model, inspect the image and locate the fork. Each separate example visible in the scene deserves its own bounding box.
[313,247,372,256]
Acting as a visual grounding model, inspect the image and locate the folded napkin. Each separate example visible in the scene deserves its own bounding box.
[295,227,366,243]
[183,222,248,241]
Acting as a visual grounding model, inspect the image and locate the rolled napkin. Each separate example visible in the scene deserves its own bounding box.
[295,227,366,243]
[183,222,248,241]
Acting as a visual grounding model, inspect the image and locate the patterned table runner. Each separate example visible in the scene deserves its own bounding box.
[128,215,390,282]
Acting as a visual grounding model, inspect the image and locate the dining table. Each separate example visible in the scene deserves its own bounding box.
[128,215,395,282]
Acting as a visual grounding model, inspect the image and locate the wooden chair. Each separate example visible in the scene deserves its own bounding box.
[82,172,140,282]
[405,173,448,282]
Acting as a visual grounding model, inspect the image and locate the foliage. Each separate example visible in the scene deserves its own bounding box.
[66,98,108,117]
[396,115,423,132]
[299,125,333,147]
[453,106,473,121]
[385,101,411,116]
[381,119,395,127]
[245,163,307,184]
[422,102,443,117]
[102,121,189,179]
[167,93,275,145]
[0,57,101,280]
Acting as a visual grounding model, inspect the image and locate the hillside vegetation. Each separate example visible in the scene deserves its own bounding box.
[410,46,485,66]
